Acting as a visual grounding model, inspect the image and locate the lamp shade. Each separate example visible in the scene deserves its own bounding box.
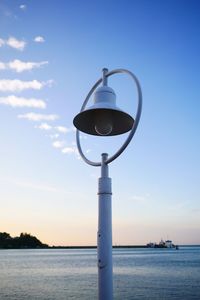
[73,86,134,136]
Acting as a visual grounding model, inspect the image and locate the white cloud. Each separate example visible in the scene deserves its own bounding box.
[49,133,60,139]
[7,59,48,73]
[34,36,45,43]
[18,113,59,121]
[36,124,75,135]
[0,95,46,109]
[52,140,65,149]
[54,126,70,133]
[62,147,78,154]
[55,126,68,133]
[19,4,26,10]
[0,79,52,92]
[6,37,26,50]
[37,123,52,130]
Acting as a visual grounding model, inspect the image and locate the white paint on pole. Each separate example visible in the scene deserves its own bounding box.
[97,153,113,300]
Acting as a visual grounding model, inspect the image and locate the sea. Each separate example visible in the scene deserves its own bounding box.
[0,246,200,299]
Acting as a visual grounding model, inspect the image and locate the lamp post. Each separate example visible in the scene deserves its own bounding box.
[73,68,142,300]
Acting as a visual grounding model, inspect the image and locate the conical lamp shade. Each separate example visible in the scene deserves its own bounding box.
[73,86,134,136]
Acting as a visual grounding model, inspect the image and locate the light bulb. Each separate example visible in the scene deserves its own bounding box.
[94,111,113,136]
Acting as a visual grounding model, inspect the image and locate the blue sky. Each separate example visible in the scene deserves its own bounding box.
[0,0,199,246]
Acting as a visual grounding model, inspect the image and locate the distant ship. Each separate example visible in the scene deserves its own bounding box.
[147,239,179,249]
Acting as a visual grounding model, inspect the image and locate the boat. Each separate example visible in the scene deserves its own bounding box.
[147,239,179,249]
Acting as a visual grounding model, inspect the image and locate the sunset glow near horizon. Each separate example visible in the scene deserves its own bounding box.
[0,0,200,246]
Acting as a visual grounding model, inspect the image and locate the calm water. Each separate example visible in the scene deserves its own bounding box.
[0,247,200,299]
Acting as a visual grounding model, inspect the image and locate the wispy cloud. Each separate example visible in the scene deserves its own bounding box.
[51,138,79,158]
[34,36,45,43]
[1,177,66,194]
[131,195,146,202]
[62,146,78,155]
[15,180,58,193]
[167,201,189,212]
[55,126,69,133]
[0,59,48,73]
[130,193,150,203]
[55,126,75,133]
[0,95,46,109]
[49,133,60,139]
[0,79,52,92]
[52,140,65,149]
[36,123,52,130]
[36,123,75,134]
[19,4,26,11]
[18,112,59,121]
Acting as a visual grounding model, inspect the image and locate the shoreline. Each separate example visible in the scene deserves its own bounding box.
[1,245,199,250]
[51,245,147,249]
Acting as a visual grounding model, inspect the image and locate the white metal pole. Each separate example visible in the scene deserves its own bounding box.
[97,153,113,300]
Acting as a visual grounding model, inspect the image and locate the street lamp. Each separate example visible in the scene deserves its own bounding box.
[73,68,142,300]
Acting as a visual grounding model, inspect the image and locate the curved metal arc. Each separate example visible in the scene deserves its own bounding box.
[76,130,101,166]
[76,68,142,166]
[106,69,142,164]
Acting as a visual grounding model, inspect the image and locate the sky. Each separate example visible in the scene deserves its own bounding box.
[0,0,200,246]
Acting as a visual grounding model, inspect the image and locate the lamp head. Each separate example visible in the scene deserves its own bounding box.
[73,84,134,136]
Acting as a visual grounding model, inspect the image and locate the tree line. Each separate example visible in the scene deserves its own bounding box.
[0,232,49,249]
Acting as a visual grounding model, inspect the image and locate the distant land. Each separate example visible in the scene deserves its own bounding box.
[0,232,48,249]
[1,232,199,249]
[0,232,147,249]
[51,245,147,249]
